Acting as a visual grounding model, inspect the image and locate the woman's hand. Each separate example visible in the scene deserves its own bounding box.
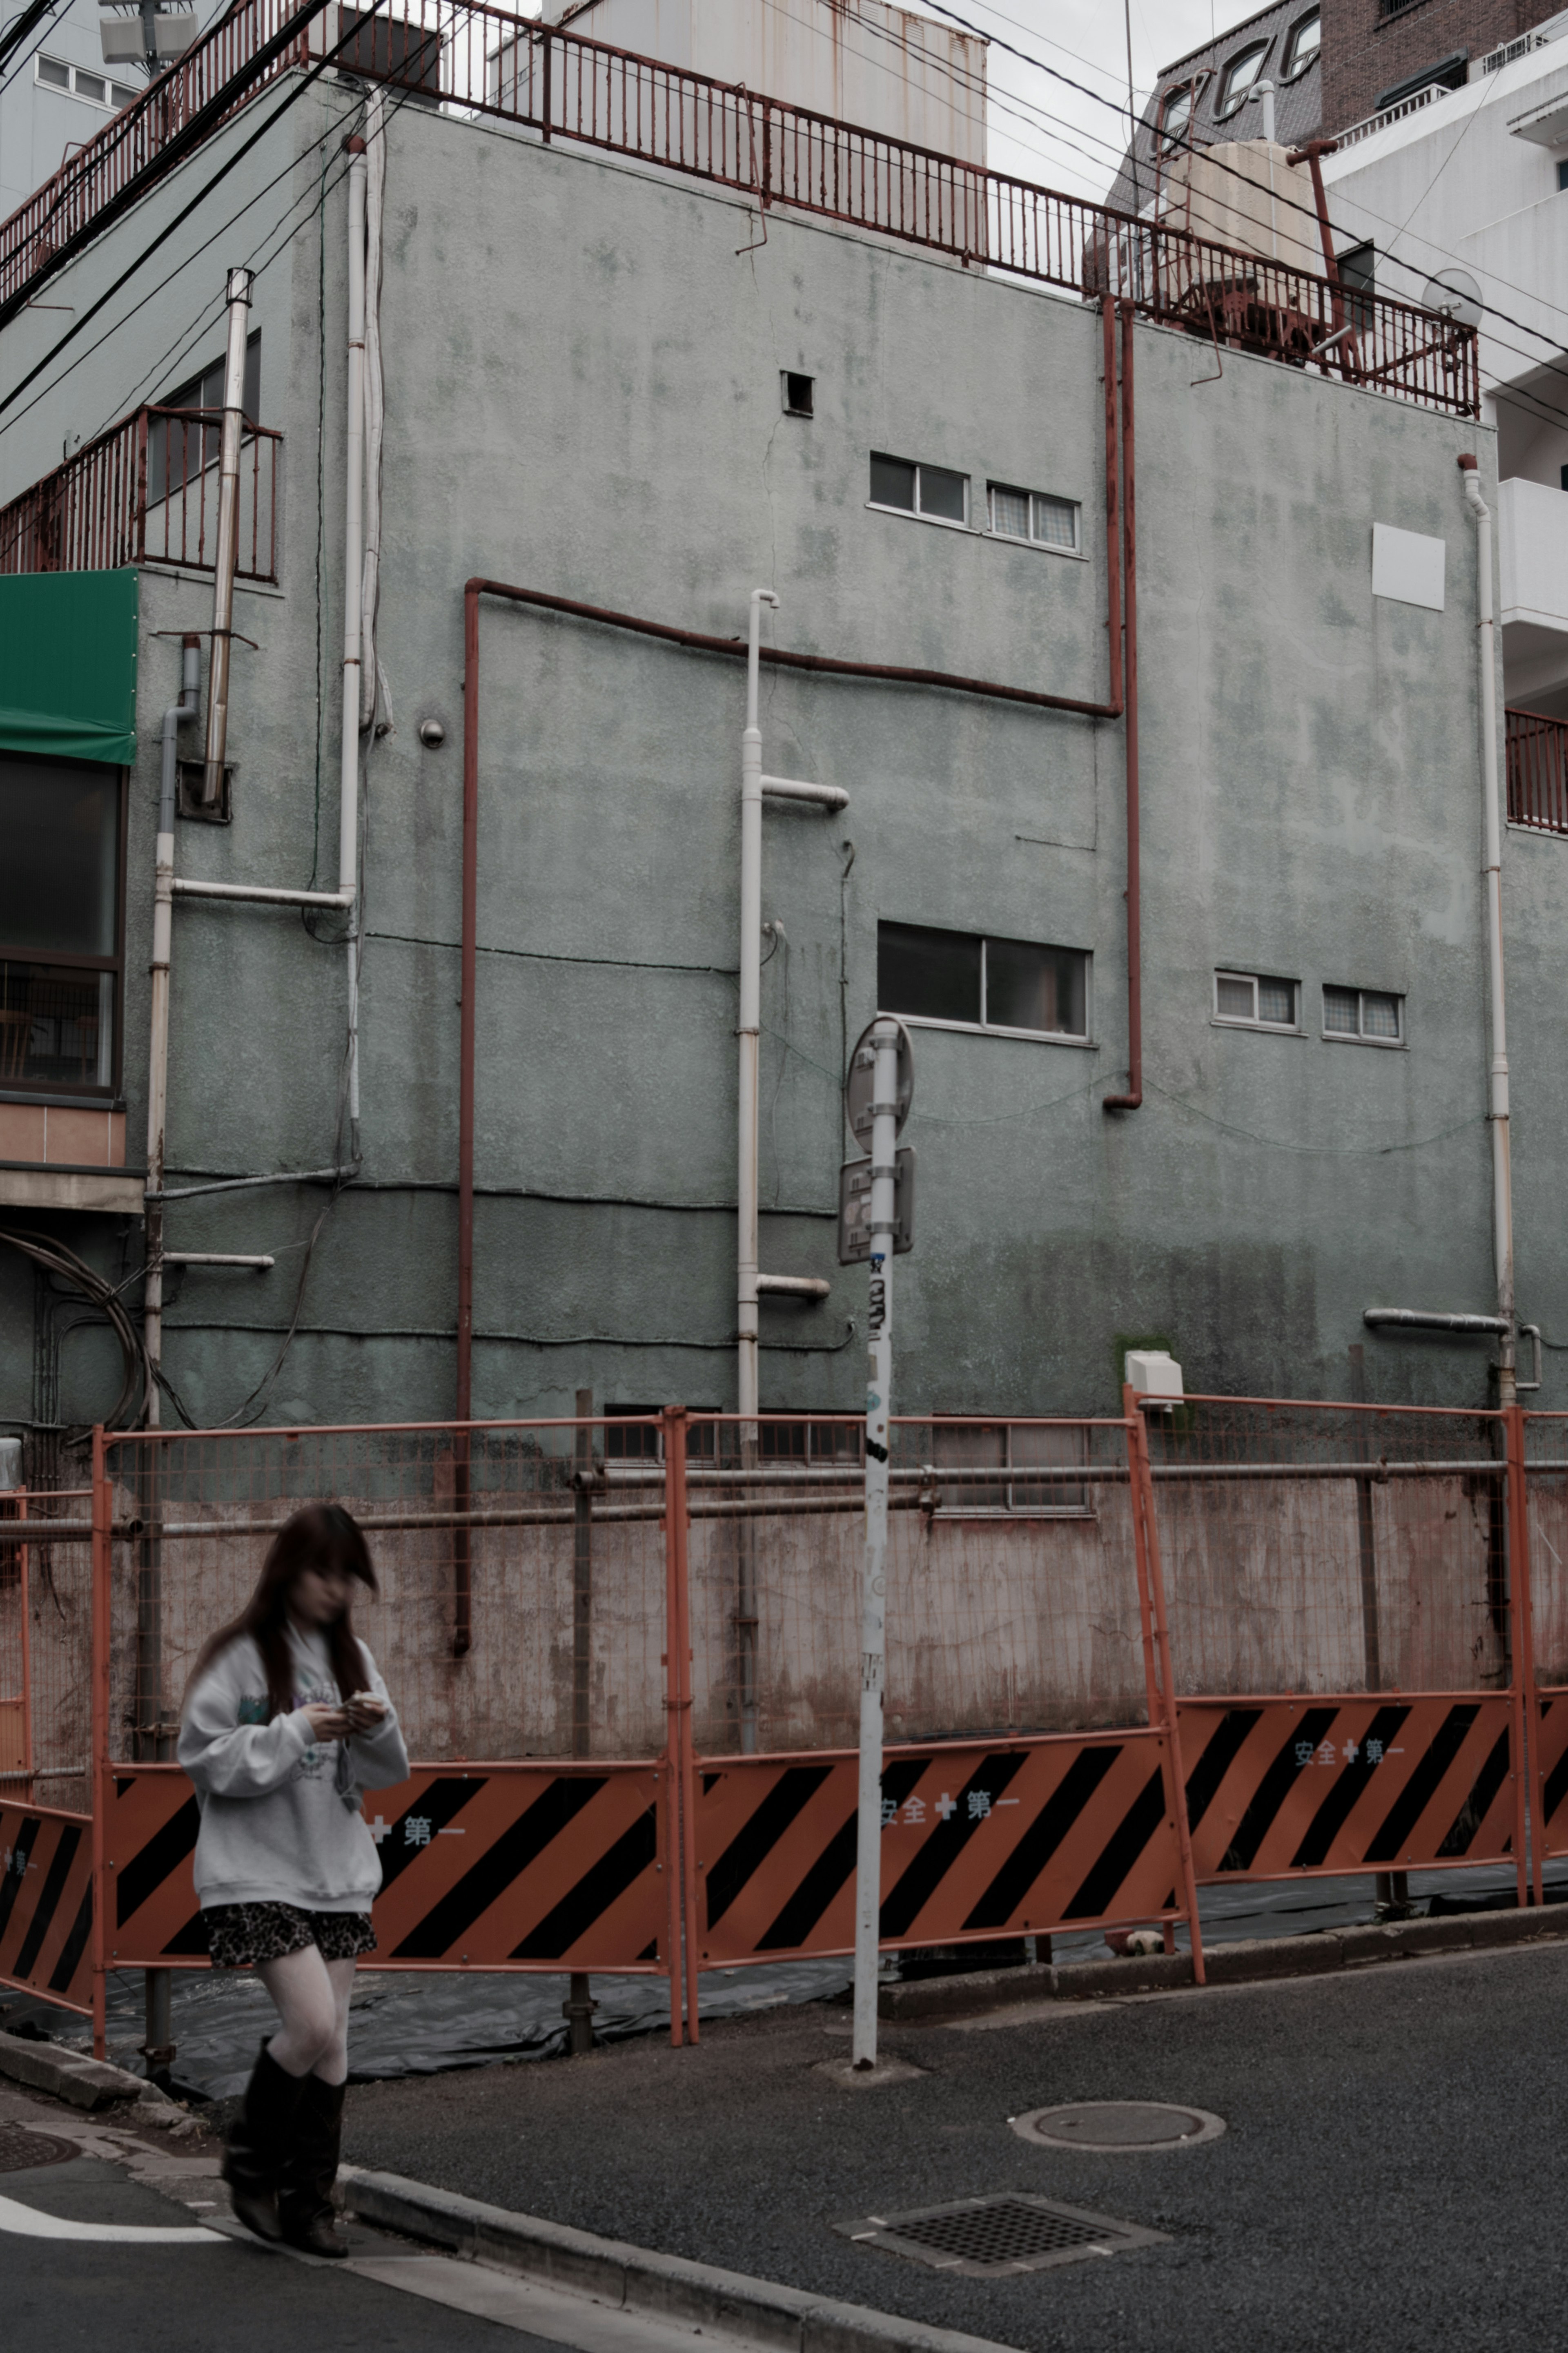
[342,1692,388,1734]
[300,1701,351,1742]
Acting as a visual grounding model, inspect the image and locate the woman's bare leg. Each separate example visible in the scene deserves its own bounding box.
[257,1945,338,2077]
[314,1956,357,2086]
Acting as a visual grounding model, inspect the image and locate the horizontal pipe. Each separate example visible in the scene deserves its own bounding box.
[465,579,1123,718]
[161,1252,275,1267]
[172,878,355,908]
[756,1274,831,1297]
[150,1166,356,1201]
[60,1455,1521,1545]
[761,776,849,809]
[1363,1309,1510,1335]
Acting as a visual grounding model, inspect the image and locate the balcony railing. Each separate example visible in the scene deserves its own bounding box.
[0,405,280,582]
[0,6,1480,420]
[1506,708,1568,834]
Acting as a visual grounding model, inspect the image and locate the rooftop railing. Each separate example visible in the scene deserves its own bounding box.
[1507,707,1568,836]
[0,4,1479,419]
[0,405,281,582]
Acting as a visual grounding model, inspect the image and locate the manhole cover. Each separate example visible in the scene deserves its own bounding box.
[835,2192,1169,2276]
[1012,2101,1226,2152]
[0,2123,74,2173]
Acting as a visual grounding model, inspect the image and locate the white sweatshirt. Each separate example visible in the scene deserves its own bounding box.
[177,1622,410,1913]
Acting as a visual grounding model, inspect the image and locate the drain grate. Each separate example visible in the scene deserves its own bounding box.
[0,2123,74,2174]
[835,2192,1169,2276]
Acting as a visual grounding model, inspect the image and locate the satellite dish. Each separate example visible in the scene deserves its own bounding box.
[1422,268,1483,329]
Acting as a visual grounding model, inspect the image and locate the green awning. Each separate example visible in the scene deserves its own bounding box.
[0,569,138,765]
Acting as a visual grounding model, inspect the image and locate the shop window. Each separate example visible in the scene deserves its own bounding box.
[0,755,123,1096]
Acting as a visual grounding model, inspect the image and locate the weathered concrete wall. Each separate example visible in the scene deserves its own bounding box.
[0,75,1539,1447]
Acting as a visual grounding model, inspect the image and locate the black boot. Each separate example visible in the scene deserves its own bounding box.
[222,2040,306,2243]
[277,2074,347,2257]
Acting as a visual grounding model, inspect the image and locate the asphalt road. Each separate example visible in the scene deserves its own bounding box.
[342,1937,1568,2353]
[2,2156,565,2353]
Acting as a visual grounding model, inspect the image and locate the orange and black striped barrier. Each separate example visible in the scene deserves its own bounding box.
[694,1733,1186,1966]
[0,1799,94,2013]
[105,1762,671,1974]
[1178,1697,1517,1880]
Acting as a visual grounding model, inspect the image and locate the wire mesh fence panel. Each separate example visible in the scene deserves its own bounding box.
[102,1421,670,1766]
[684,1418,1151,1757]
[0,1495,94,1816]
[1146,1402,1510,1700]
[1523,1415,1568,1688]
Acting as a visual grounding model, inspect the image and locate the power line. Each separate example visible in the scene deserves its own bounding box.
[0,0,394,421]
[748,0,1568,433]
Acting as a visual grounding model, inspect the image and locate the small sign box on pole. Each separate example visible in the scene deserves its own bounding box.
[838,1149,915,1262]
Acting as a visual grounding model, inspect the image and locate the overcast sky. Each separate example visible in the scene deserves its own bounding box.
[942,0,1234,201]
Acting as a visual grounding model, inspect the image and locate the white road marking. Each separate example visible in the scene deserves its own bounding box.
[0,2190,223,2244]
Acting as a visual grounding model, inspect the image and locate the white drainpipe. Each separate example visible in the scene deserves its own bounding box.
[142,636,203,1426]
[1459,453,1516,1403]
[736,592,846,1420]
[341,133,369,1160]
[200,268,252,808]
[1257,81,1277,254]
[737,588,774,1427]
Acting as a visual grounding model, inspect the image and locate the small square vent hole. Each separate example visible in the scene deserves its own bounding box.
[835,2192,1168,2277]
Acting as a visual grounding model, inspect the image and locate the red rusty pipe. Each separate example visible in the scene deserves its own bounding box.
[459,581,480,1422]
[460,580,1124,718]
[1105,301,1141,1112]
[1103,292,1123,709]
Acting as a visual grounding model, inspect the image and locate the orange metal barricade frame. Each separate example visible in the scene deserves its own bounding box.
[2,1400,1559,2057]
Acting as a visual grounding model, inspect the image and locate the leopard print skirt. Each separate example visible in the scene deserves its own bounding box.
[201,1901,378,1969]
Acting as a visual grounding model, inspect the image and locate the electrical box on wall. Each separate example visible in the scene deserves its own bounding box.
[1125,1348,1183,1407]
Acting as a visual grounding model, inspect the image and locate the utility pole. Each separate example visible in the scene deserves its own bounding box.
[851,1017,905,2071]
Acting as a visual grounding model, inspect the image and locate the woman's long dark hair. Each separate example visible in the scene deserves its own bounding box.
[185,1503,378,1721]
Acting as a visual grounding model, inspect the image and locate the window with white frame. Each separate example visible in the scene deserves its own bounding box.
[1214,970,1298,1029]
[1283,9,1321,78]
[36,55,138,108]
[756,1419,862,1466]
[929,1421,1090,1517]
[869,453,969,526]
[1323,985,1403,1044]
[1217,40,1271,117]
[987,482,1080,552]
[602,1406,723,1463]
[1159,81,1195,147]
[879,922,1089,1040]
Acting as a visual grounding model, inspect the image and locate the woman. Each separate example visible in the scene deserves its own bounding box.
[178,1501,408,2256]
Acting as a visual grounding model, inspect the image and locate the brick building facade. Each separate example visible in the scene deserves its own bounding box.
[1321,0,1561,132]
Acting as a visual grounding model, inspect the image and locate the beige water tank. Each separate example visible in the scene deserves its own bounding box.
[1160,140,1321,278]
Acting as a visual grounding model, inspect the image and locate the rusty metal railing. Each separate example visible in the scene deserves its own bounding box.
[0,405,280,581]
[0,5,1478,419]
[1507,708,1568,835]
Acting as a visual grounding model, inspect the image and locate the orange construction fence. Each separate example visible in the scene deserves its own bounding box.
[0,1396,1554,2057]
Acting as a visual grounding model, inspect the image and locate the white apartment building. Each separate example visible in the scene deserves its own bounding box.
[1323,20,1568,720]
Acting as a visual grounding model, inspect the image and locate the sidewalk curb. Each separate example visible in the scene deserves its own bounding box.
[339,2165,1025,2353]
[0,2027,183,2115]
[876,1902,1568,2023]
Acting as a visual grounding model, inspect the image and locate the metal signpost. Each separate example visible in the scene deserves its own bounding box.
[843,1017,913,2070]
